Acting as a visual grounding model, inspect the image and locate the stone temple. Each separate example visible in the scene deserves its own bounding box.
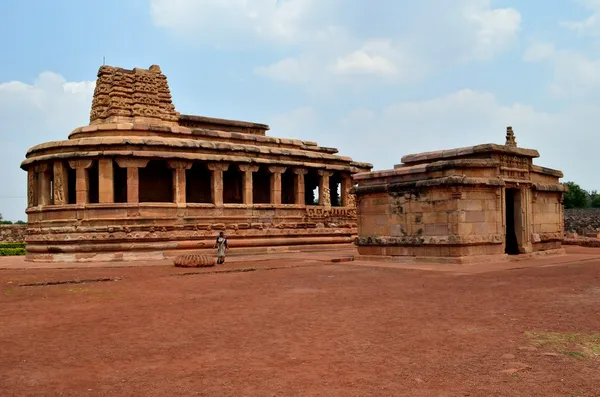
[21,64,372,262]
[353,127,566,263]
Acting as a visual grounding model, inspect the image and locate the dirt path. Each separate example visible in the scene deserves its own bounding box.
[1,256,599,396]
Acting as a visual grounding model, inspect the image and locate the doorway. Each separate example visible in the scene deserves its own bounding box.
[505,188,520,255]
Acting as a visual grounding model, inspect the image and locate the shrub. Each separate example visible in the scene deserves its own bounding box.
[0,248,26,256]
[0,242,26,249]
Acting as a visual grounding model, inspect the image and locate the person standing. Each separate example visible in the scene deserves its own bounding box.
[214,231,229,264]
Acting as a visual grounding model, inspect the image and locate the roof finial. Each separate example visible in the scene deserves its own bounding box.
[505,126,517,147]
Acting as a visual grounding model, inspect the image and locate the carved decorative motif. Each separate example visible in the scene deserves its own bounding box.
[306,207,356,219]
[167,160,193,170]
[293,168,308,175]
[68,159,93,169]
[53,170,65,205]
[115,158,149,169]
[27,171,36,208]
[505,126,517,147]
[238,164,260,173]
[321,186,331,205]
[499,154,529,180]
[268,166,286,174]
[207,163,230,172]
[89,64,179,125]
[346,191,356,207]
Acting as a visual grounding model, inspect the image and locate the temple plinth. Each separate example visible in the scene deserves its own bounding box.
[21,64,372,262]
[352,128,566,264]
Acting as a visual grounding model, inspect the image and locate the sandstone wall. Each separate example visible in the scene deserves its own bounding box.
[356,186,504,258]
[0,225,27,243]
[531,191,563,251]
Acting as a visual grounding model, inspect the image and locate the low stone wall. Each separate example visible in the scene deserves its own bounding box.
[564,208,600,234]
[0,225,27,243]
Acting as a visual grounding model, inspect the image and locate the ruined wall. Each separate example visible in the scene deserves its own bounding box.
[0,225,27,243]
[356,185,504,258]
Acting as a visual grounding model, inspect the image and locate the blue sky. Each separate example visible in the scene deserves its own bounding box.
[1,0,600,220]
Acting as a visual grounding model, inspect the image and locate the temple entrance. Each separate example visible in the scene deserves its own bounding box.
[505,188,521,255]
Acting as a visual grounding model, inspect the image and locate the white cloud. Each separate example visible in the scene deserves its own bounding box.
[463,3,522,61]
[150,0,521,86]
[561,0,600,36]
[254,57,315,84]
[334,40,397,76]
[0,72,95,221]
[150,0,346,46]
[522,41,555,62]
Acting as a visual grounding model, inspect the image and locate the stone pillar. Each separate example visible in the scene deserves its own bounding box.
[69,160,93,204]
[340,174,354,207]
[168,160,193,205]
[53,161,69,205]
[268,166,286,205]
[293,168,308,205]
[35,164,52,206]
[208,163,229,206]
[318,170,333,207]
[238,164,259,205]
[115,159,149,204]
[27,168,38,208]
[98,159,114,204]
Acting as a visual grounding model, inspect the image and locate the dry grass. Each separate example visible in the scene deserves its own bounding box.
[525,331,600,359]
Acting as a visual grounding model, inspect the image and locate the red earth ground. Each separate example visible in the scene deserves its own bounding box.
[1,248,599,396]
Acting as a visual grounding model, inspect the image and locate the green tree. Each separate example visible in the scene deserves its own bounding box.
[563,182,590,209]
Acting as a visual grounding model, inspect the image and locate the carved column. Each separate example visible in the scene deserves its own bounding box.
[168,160,193,205]
[115,158,149,204]
[238,164,259,205]
[69,160,93,204]
[53,161,69,205]
[268,166,286,205]
[318,170,333,207]
[293,168,308,205]
[340,173,353,207]
[98,159,114,204]
[35,164,52,206]
[27,168,38,208]
[208,163,229,206]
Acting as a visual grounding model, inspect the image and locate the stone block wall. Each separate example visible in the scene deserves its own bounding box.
[531,191,563,251]
[356,186,504,258]
[0,225,27,243]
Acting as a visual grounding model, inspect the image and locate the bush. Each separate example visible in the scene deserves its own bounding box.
[0,248,26,256]
[0,242,26,249]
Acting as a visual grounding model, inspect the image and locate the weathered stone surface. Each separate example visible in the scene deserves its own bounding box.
[173,254,215,267]
[0,225,27,243]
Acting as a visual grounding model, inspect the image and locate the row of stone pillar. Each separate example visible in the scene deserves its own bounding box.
[28,159,354,208]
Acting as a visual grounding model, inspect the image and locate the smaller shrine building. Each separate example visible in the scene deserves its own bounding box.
[353,127,566,263]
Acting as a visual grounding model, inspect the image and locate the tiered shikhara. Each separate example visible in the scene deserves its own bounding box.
[21,64,372,262]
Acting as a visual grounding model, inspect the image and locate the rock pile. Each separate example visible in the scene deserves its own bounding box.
[564,208,600,235]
